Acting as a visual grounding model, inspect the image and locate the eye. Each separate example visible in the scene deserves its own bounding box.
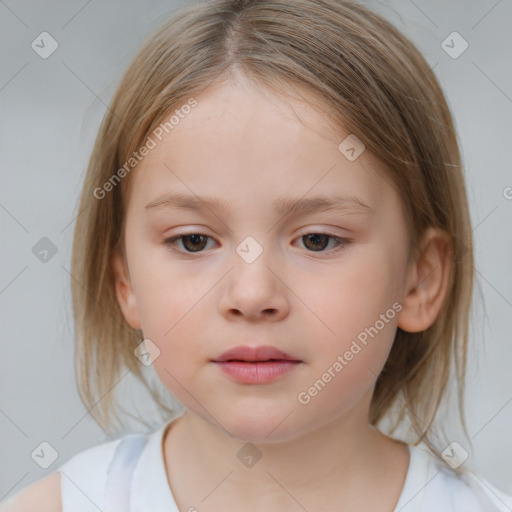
[164,233,215,253]
[295,233,352,254]
[163,232,352,255]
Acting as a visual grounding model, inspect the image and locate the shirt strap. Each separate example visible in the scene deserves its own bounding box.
[103,433,149,512]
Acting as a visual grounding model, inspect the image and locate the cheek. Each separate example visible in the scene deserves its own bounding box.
[139,283,206,355]
[129,245,208,334]
[301,250,400,338]
[295,249,400,384]
[144,297,208,404]
[129,263,210,376]
[295,316,397,419]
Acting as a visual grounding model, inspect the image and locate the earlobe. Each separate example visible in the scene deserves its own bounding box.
[397,227,452,333]
[112,250,142,330]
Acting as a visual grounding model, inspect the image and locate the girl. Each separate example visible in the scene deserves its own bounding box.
[3,0,511,510]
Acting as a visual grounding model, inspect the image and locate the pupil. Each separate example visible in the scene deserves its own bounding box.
[184,234,207,252]
[181,234,330,253]
[305,233,328,251]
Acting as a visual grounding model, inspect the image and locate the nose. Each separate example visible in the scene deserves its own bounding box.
[218,245,290,322]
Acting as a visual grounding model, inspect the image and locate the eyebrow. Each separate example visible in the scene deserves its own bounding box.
[144,192,373,217]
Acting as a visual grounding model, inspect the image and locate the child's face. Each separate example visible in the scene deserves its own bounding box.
[114,75,413,442]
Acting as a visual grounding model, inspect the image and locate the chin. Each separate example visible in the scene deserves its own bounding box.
[221,408,303,445]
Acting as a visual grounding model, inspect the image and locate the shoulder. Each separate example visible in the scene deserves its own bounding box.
[440,469,512,512]
[57,435,123,477]
[0,436,125,512]
[0,472,62,512]
[57,435,125,511]
[414,446,512,512]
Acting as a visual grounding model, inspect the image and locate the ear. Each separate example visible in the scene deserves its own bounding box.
[112,249,142,330]
[397,227,452,333]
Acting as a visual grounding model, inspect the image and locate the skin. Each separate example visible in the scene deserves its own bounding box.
[113,71,451,511]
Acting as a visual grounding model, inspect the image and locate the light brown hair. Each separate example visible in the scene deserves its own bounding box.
[71,0,474,471]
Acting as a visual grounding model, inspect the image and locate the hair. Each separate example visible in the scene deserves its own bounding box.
[71,0,475,472]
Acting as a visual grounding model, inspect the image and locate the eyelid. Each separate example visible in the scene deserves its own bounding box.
[294,232,352,255]
[163,229,353,256]
[163,231,217,254]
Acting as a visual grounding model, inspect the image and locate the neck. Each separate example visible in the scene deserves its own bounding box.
[162,399,409,511]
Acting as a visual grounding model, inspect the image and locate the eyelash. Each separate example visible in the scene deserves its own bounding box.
[163,232,352,256]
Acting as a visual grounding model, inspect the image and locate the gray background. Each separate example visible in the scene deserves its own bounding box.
[1,0,511,501]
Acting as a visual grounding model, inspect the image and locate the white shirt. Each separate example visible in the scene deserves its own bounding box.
[57,418,512,511]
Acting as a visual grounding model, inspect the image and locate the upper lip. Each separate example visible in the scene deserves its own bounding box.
[212,345,301,362]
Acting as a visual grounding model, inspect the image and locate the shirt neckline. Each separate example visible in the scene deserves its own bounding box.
[130,417,181,511]
[131,418,431,512]
[392,443,432,511]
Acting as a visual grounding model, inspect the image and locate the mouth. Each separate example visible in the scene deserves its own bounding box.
[212,360,302,384]
[211,344,301,363]
[211,345,302,384]
[220,359,297,362]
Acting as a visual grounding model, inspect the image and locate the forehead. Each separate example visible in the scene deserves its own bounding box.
[127,77,389,214]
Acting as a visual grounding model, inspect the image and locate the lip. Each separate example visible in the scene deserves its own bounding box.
[211,345,302,384]
[212,345,300,363]
[213,360,301,384]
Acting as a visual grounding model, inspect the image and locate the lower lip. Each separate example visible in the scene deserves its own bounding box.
[213,360,301,384]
